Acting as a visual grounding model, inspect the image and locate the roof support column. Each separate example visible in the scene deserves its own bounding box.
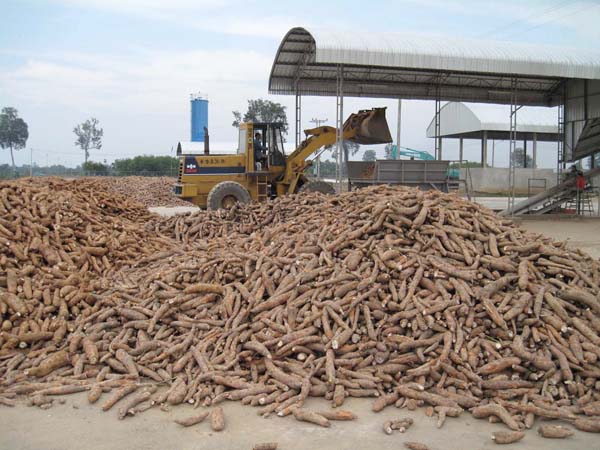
[523,138,527,168]
[508,77,522,214]
[434,96,441,160]
[481,130,488,168]
[396,99,402,160]
[294,92,302,149]
[491,140,495,167]
[459,138,464,167]
[335,65,344,192]
[557,94,565,185]
[532,133,537,168]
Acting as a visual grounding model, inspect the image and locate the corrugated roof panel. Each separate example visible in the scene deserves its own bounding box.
[425,102,558,139]
[269,27,600,105]
[308,28,600,79]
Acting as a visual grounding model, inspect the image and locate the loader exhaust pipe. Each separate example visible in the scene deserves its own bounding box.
[204,127,210,155]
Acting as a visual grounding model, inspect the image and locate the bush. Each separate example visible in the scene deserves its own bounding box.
[83,161,110,176]
[112,155,178,176]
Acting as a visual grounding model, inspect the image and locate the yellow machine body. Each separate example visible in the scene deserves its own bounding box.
[174,108,392,209]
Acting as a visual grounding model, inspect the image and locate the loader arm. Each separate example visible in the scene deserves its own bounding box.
[281,108,393,191]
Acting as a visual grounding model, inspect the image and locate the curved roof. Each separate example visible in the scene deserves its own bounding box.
[177,142,207,154]
[269,27,600,106]
[425,102,559,141]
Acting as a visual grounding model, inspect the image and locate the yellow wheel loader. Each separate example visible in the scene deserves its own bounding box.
[173,107,392,209]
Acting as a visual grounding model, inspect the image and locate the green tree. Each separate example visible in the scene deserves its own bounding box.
[74,118,103,165]
[310,159,337,178]
[83,161,110,176]
[449,161,486,169]
[384,143,394,159]
[510,147,534,168]
[327,140,360,160]
[0,107,29,176]
[362,149,377,161]
[232,99,288,134]
[112,155,178,176]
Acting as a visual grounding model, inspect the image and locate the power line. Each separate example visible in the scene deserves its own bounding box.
[510,2,599,37]
[310,118,328,128]
[477,0,578,38]
[25,149,173,158]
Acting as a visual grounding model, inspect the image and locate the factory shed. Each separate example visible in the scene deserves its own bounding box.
[269,28,600,105]
[425,102,559,167]
[269,27,600,211]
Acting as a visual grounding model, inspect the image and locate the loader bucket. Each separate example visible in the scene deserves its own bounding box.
[343,107,393,145]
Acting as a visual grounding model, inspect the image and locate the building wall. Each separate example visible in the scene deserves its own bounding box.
[565,79,600,161]
[460,167,557,195]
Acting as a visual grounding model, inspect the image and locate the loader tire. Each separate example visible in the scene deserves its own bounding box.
[298,180,336,195]
[207,181,251,210]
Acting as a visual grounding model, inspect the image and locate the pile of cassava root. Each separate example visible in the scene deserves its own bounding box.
[2,178,600,442]
[94,176,192,208]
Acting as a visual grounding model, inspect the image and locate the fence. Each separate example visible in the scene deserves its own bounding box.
[0,161,180,180]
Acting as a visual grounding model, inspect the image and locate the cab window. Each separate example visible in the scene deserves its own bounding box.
[237,128,247,154]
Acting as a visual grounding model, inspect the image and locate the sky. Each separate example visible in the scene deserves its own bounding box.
[1,0,600,169]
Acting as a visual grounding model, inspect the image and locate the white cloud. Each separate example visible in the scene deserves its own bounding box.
[411,0,600,42]
[49,0,300,39]
[56,0,228,15]
[200,15,300,39]
[4,0,590,168]
[0,47,277,166]
[1,48,272,107]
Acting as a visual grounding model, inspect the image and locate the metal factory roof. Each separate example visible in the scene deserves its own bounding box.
[425,102,559,141]
[176,142,207,154]
[269,27,600,106]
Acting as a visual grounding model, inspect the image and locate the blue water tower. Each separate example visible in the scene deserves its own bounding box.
[190,93,208,142]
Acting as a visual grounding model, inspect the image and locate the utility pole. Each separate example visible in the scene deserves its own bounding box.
[310,118,328,128]
[310,118,328,179]
[30,148,33,177]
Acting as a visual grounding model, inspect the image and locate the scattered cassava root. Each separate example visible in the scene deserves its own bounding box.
[492,430,525,444]
[404,442,429,450]
[253,443,278,450]
[537,425,574,439]
[383,418,413,434]
[292,408,330,427]
[210,406,225,431]
[175,411,210,427]
[1,180,600,443]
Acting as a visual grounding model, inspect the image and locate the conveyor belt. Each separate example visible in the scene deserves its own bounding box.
[500,167,600,215]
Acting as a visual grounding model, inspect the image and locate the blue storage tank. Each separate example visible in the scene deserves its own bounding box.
[190,93,208,142]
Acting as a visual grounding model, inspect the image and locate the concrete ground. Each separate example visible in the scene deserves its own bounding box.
[148,206,198,216]
[519,217,600,259]
[473,195,600,213]
[147,196,598,216]
[3,209,600,450]
[2,393,598,450]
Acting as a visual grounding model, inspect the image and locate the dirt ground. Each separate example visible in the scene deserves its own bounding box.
[2,215,600,450]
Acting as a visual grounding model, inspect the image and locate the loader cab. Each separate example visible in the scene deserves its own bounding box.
[238,122,286,171]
